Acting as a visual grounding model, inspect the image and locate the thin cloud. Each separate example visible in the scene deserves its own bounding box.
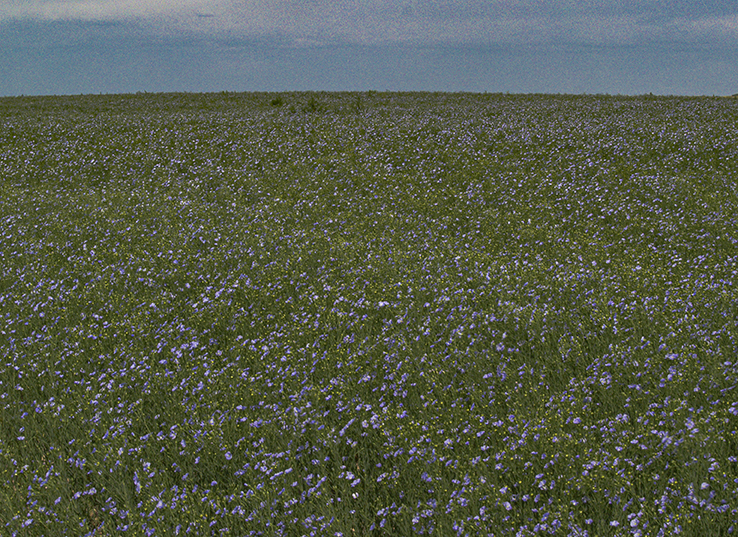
[675,13,738,42]
[0,0,216,20]
[1,0,736,47]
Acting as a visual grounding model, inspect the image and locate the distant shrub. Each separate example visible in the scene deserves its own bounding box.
[270,95,284,107]
[305,95,320,113]
[353,94,364,114]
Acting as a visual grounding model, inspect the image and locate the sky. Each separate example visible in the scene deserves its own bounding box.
[1,0,737,96]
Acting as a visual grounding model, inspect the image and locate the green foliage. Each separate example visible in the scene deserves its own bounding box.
[270,94,284,107]
[0,92,736,535]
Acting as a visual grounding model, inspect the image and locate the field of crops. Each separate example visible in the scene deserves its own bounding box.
[0,91,737,536]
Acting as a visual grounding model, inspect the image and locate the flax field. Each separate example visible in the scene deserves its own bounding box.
[0,92,737,536]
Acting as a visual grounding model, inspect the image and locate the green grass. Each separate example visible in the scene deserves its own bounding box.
[0,91,737,536]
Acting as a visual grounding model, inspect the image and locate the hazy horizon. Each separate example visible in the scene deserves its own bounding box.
[2,0,737,97]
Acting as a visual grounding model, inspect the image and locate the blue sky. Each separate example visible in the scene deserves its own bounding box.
[1,0,737,96]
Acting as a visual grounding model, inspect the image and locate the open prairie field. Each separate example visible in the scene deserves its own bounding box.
[0,92,737,536]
